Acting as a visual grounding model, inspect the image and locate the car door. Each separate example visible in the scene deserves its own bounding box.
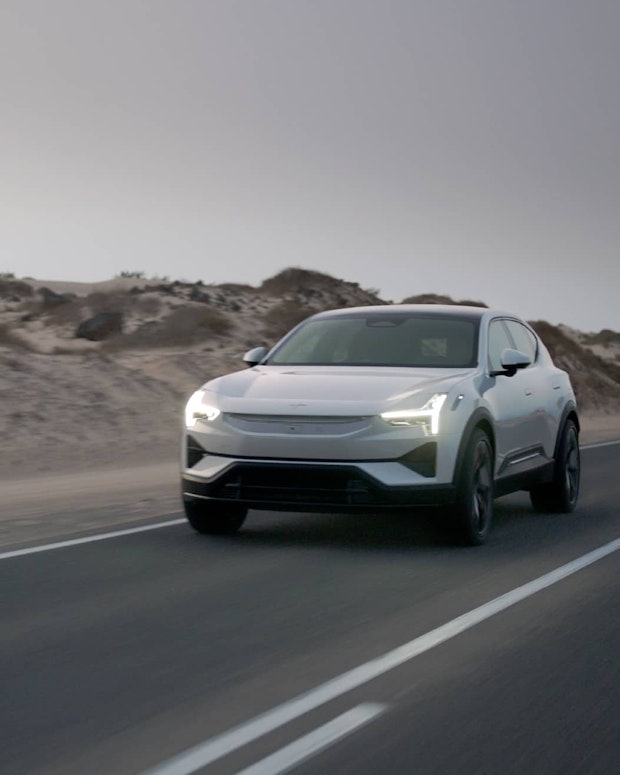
[503,319,556,459]
[484,318,540,478]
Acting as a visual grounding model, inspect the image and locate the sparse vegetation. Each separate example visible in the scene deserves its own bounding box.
[0,279,34,298]
[135,295,163,317]
[85,290,133,315]
[263,300,317,339]
[0,323,34,351]
[41,298,85,326]
[104,304,232,350]
[530,320,620,410]
[0,271,15,279]
[260,267,343,295]
[400,293,488,308]
[1,268,618,415]
[582,329,620,347]
[117,270,145,279]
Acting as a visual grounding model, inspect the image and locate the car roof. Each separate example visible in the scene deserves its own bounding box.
[309,304,514,321]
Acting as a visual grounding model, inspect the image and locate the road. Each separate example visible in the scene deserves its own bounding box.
[1,443,619,774]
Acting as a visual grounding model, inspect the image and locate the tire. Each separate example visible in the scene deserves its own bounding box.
[183,498,247,535]
[530,419,580,513]
[450,429,494,546]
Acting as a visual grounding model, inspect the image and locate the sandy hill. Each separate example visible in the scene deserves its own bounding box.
[0,268,618,478]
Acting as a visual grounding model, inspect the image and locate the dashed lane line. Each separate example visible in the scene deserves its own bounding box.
[142,536,620,775]
[234,704,387,775]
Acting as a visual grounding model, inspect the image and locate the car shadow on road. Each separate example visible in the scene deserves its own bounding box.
[186,487,587,558]
[204,492,548,554]
[237,508,447,552]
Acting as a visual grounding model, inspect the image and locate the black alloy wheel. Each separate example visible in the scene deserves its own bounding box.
[451,429,494,546]
[530,419,580,513]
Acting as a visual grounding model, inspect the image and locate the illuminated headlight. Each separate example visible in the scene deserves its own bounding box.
[184,390,220,428]
[380,393,447,435]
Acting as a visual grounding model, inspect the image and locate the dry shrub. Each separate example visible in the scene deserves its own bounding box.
[263,300,317,340]
[582,328,620,347]
[44,298,85,326]
[85,290,132,314]
[0,279,34,299]
[457,298,488,308]
[260,267,343,296]
[106,304,232,350]
[52,344,97,355]
[135,295,163,317]
[217,282,257,293]
[0,323,35,350]
[400,293,487,307]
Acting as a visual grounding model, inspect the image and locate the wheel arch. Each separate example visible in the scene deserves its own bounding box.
[452,408,496,486]
[554,402,579,458]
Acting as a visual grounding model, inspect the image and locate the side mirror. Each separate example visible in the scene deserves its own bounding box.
[490,348,532,377]
[243,346,267,367]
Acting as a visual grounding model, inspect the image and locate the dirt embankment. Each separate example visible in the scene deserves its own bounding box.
[0,268,618,483]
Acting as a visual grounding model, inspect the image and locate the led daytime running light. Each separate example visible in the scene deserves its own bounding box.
[184,390,220,427]
[381,393,447,435]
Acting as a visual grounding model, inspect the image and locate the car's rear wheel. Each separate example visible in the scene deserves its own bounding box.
[530,419,580,513]
[183,498,247,535]
[450,429,494,546]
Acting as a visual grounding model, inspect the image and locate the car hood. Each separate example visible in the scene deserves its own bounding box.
[204,366,473,415]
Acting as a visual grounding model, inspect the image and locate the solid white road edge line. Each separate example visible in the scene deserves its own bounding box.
[0,519,186,560]
[234,703,387,775]
[142,536,620,775]
[581,439,620,450]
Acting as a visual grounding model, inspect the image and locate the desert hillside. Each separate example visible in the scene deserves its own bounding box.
[1,268,618,478]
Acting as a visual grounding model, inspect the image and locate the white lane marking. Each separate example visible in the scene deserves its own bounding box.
[0,519,186,560]
[581,439,620,450]
[234,703,386,775]
[142,536,620,775]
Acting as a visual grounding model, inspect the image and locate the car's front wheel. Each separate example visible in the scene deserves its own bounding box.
[183,498,247,535]
[450,429,494,546]
[530,419,580,513]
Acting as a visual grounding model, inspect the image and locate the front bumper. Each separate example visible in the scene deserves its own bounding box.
[182,459,456,513]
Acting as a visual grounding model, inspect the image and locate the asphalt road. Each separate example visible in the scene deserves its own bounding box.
[1,443,619,775]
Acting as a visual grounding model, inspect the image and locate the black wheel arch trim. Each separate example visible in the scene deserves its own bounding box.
[554,402,579,458]
[452,407,496,487]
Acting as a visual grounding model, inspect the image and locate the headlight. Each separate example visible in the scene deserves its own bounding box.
[184,390,220,428]
[380,393,447,435]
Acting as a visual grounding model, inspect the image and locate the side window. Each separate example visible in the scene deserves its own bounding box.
[487,320,513,372]
[505,320,537,364]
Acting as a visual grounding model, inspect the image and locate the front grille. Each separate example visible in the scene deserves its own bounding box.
[211,464,382,506]
[183,462,455,509]
[224,414,370,436]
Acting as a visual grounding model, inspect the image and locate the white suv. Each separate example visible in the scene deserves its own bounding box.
[182,305,580,545]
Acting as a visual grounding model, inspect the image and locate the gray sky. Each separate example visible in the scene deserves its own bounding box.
[1,0,619,331]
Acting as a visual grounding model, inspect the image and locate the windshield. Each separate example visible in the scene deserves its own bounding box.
[267,312,479,368]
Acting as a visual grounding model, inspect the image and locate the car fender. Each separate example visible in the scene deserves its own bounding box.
[451,407,496,485]
[553,401,579,458]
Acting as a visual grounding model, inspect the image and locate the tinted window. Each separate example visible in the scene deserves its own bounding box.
[505,320,538,364]
[268,313,479,368]
[488,320,513,372]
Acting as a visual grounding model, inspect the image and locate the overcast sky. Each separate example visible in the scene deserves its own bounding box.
[1,1,619,331]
